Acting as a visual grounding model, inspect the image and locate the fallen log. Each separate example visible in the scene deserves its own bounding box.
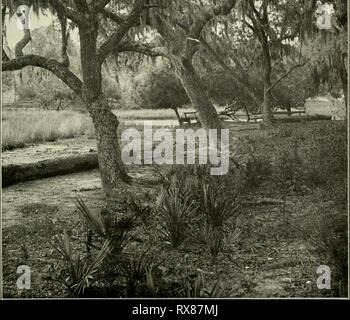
[2,153,99,187]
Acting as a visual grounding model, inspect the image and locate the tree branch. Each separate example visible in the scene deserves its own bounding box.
[185,0,238,59]
[2,55,83,95]
[190,0,238,39]
[74,0,89,12]
[266,62,306,93]
[101,8,126,24]
[97,0,145,63]
[200,36,261,109]
[93,0,112,13]
[116,41,168,57]
[48,0,87,25]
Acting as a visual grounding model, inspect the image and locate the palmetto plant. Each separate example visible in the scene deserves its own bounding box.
[198,179,241,229]
[179,274,225,298]
[75,196,139,254]
[54,230,111,296]
[202,223,224,265]
[157,180,197,248]
[118,249,155,297]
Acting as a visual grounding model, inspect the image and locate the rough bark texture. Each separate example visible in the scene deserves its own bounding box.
[261,43,275,126]
[79,25,130,196]
[173,56,222,129]
[58,14,70,67]
[339,67,348,114]
[89,97,130,196]
[262,88,275,126]
[336,52,348,115]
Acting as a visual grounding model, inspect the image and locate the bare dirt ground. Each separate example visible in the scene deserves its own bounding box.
[2,137,97,166]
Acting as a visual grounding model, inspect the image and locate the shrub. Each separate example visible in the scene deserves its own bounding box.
[134,65,189,117]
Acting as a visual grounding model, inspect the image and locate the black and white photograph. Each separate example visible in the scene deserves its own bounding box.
[0,0,348,302]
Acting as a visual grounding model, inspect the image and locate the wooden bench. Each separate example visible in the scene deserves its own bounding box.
[179,111,200,124]
[274,110,306,116]
[219,105,251,122]
[249,113,263,122]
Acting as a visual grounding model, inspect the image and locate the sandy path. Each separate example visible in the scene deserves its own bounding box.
[2,137,97,166]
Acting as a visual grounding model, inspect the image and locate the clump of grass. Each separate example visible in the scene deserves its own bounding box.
[2,109,95,150]
[198,179,241,229]
[53,230,111,297]
[179,273,225,298]
[157,177,197,248]
[201,223,224,264]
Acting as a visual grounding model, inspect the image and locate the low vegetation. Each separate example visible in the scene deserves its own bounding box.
[1,106,200,151]
[2,120,347,298]
[2,110,95,150]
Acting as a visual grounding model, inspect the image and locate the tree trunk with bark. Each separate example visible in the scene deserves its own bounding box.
[89,97,130,195]
[79,24,130,196]
[336,52,348,116]
[262,88,274,126]
[339,67,348,116]
[261,43,275,126]
[172,56,222,129]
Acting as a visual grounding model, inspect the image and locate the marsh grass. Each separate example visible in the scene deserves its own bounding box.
[1,107,192,150]
[2,110,95,150]
[116,108,179,120]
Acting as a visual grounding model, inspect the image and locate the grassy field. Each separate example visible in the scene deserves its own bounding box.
[1,108,190,150]
[2,110,95,150]
[117,108,179,120]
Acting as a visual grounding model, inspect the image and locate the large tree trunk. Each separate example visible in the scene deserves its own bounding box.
[172,56,222,129]
[262,87,274,126]
[79,23,129,196]
[337,53,348,116]
[261,46,275,126]
[88,97,130,195]
[339,68,348,117]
